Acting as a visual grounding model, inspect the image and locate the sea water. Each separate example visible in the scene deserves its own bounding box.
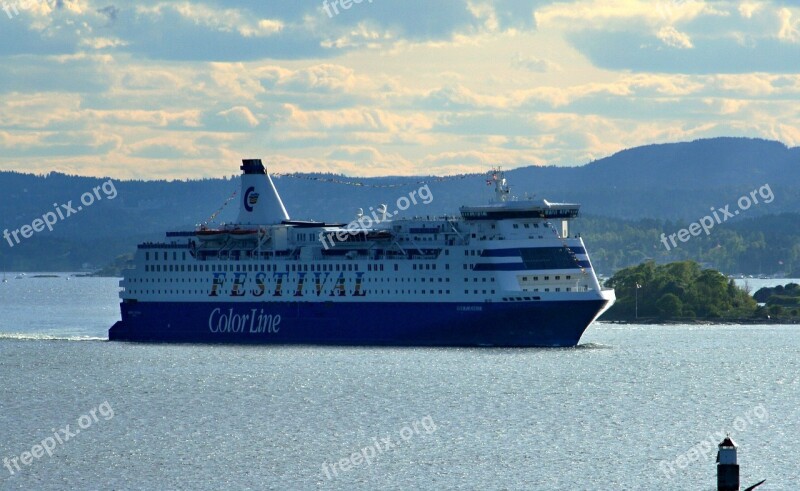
[1,276,798,490]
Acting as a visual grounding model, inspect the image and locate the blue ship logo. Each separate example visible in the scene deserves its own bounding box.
[243,186,258,212]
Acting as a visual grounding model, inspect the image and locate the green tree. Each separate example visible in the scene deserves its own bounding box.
[655,293,683,318]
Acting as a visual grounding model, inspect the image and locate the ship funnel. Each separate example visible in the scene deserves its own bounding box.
[236,159,290,225]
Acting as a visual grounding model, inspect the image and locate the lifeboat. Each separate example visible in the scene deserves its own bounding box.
[196,227,229,242]
[228,228,260,241]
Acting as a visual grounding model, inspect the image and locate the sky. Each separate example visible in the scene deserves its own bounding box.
[0,0,798,179]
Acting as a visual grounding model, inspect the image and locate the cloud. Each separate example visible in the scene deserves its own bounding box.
[657,26,694,49]
[777,7,800,42]
[0,0,799,180]
[209,106,260,130]
[511,53,561,72]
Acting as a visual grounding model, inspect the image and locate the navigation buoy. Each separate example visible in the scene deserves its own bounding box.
[717,436,739,491]
[717,436,766,491]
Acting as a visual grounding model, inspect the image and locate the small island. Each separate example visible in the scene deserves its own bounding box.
[602,260,799,323]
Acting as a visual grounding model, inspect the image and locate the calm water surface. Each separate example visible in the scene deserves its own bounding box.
[1,276,798,490]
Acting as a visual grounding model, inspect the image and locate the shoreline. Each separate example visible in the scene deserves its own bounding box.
[599,318,800,325]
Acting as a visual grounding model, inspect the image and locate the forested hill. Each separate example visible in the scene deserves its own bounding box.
[1,137,798,272]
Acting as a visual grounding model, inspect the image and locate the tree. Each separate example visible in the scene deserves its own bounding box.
[655,293,683,318]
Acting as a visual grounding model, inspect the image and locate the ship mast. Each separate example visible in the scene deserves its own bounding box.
[488,168,510,202]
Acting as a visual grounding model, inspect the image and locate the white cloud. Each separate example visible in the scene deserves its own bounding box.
[215,106,260,129]
[657,25,694,48]
[0,1,798,179]
[738,2,762,19]
[777,7,800,43]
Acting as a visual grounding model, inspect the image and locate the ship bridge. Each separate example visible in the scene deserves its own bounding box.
[459,200,580,221]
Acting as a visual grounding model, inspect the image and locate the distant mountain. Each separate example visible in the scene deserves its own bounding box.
[0,137,798,271]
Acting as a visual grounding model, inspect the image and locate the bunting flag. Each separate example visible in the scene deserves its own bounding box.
[271,172,476,189]
[203,189,238,225]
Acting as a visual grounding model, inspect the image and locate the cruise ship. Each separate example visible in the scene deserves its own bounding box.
[109,159,615,346]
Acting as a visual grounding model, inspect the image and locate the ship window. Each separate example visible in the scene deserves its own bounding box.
[464,250,468,256]
[513,224,518,229]
[394,264,398,271]
[566,275,571,280]
[534,224,539,228]
[491,290,495,294]
[336,265,340,271]
[534,276,538,281]
[182,252,186,260]
[425,264,430,270]
[566,288,571,292]
[380,265,383,271]
[524,224,529,228]
[556,288,560,292]
[465,290,469,294]
[145,252,149,260]
[173,252,177,260]
[446,264,450,270]
[555,275,560,280]
[544,276,549,280]
[163,252,167,260]
[474,290,478,294]
[545,288,549,292]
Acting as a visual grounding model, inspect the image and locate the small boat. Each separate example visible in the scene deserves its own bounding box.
[196,228,229,242]
[228,228,259,241]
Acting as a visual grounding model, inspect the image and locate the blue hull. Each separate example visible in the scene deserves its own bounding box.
[109,299,609,347]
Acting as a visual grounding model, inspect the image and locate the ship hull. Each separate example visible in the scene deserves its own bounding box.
[109,298,610,347]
